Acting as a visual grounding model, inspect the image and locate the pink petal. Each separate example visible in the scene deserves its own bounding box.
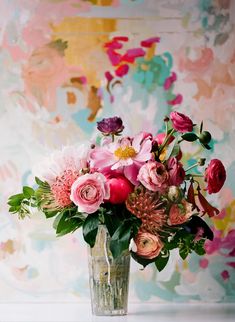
[132,132,144,151]
[124,164,140,185]
[134,139,152,162]
[141,37,160,48]
[90,148,116,169]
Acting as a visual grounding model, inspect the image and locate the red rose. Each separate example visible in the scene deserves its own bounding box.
[170,111,193,133]
[106,175,133,204]
[205,159,226,194]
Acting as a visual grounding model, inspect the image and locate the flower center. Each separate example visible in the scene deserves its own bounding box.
[114,146,137,159]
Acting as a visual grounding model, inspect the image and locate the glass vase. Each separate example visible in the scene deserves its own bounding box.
[88,225,130,316]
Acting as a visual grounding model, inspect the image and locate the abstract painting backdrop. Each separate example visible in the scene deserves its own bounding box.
[0,0,235,302]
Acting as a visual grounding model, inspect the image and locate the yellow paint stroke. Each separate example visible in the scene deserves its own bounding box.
[1,240,15,254]
[212,199,235,237]
[51,17,116,120]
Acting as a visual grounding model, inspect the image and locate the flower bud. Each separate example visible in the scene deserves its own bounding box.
[198,158,206,166]
[168,186,182,202]
[199,131,212,144]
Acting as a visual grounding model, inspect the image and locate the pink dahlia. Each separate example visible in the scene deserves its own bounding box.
[89,132,152,184]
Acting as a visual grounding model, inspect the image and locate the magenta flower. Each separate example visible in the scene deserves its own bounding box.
[205,159,226,194]
[97,116,124,136]
[170,111,193,133]
[167,157,185,186]
[89,132,152,184]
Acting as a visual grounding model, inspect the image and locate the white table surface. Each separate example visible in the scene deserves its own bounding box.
[0,303,234,322]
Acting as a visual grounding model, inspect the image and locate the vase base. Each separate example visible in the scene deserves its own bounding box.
[92,308,127,316]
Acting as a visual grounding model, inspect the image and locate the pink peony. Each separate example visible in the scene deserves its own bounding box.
[137,161,169,192]
[168,200,193,225]
[170,111,193,133]
[133,232,163,259]
[89,132,152,185]
[205,159,226,194]
[167,157,185,186]
[70,173,110,214]
[106,175,134,204]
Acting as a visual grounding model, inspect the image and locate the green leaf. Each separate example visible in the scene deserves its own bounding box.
[23,186,35,198]
[155,250,170,272]
[44,209,60,218]
[181,133,198,142]
[53,212,64,230]
[179,247,189,260]
[35,176,44,186]
[200,121,203,133]
[56,210,84,236]
[8,193,25,206]
[82,213,99,247]
[109,220,132,259]
[103,209,122,237]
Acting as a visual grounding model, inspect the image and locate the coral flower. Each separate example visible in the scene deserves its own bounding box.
[90,132,152,184]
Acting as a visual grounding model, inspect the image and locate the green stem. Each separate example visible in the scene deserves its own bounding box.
[159,128,176,154]
[185,163,199,172]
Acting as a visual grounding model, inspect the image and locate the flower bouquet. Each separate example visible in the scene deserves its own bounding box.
[8,112,226,316]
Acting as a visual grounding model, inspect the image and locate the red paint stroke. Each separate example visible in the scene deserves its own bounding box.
[105,40,123,50]
[226,262,235,269]
[167,94,183,105]
[141,37,160,48]
[113,36,129,42]
[115,64,129,77]
[221,270,230,280]
[107,48,122,66]
[121,48,146,63]
[164,72,177,90]
[199,258,209,269]
[105,71,114,82]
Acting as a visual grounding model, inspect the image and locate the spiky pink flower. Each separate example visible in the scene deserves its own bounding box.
[34,145,88,209]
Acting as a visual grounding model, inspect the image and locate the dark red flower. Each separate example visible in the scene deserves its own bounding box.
[205,159,226,194]
[97,116,124,136]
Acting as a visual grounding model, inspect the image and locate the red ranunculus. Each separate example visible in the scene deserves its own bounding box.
[170,111,193,133]
[205,159,226,194]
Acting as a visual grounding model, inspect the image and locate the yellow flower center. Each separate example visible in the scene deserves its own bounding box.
[114,146,137,159]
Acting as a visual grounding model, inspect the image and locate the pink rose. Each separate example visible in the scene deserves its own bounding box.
[106,175,134,204]
[133,232,163,259]
[70,173,110,214]
[137,161,169,192]
[168,200,193,225]
[205,159,226,194]
[168,157,185,186]
[170,111,193,133]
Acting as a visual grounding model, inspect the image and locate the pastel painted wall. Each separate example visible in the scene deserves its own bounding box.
[0,0,235,302]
